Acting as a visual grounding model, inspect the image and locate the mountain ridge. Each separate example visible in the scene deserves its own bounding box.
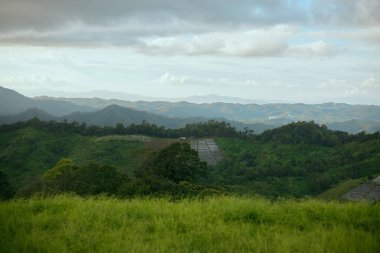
[2,86,380,133]
[0,86,95,116]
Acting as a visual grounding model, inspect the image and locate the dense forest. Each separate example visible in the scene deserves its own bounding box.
[0,117,243,138]
[0,119,379,200]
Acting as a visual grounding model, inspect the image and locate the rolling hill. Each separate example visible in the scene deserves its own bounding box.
[0,126,151,187]
[36,96,380,122]
[0,104,275,133]
[59,104,206,128]
[36,96,380,133]
[2,87,380,133]
[0,86,94,116]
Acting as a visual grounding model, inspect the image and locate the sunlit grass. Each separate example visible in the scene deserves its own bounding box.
[1,195,379,253]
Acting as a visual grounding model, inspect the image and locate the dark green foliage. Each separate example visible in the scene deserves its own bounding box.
[213,128,380,198]
[74,164,127,195]
[143,142,207,183]
[1,119,379,199]
[0,171,12,200]
[0,124,146,188]
[132,142,211,196]
[43,158,78,193]
[0,118,243,138]
[258,121,351,146]
[39,158,128,196]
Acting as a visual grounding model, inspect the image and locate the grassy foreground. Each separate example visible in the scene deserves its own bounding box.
[0,196,379,253]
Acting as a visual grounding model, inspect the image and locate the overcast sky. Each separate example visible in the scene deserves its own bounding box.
[0,0,379,104]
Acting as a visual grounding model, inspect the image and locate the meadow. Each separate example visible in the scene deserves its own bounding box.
[0,195,379,253]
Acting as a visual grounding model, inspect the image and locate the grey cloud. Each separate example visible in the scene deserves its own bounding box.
[136,26,339,58]
[137,26,293,57]
[0,0,306,32]
[286,41,338,57]
[0,0,378,53]
[0,0,306,47]
[0,0,378,34]
[311,0,380,27]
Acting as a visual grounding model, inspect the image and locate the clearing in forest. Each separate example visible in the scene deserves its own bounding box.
[190,138,223,165]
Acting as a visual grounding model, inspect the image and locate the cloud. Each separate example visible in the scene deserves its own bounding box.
[310,27,380,46]
[1,23,338,58]
[286,40,338,57]
[157,73,301,89]
[311,0,380,27]
[0,0,307,32]
[0,0,377,35]
[158,73,261,87]
[317,77,380,99]
[0,0,306,48]
[139,27,338,58]
[360,77,380,89]
[318,79,348,89]
[0,75,71,89]
[159,73,190,85]
[139,26,293,57]
[0,0,377,60]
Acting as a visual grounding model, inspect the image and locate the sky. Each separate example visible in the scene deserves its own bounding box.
[0,0,379,104]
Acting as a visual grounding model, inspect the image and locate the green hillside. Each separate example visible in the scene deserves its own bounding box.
[0,126,152,187]
[213,123,380,198]
[1,120,380,199]
[1,196,379,253]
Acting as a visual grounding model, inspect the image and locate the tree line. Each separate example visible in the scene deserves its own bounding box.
[12,142,225,199]
[1,117,378,144]
[0,118,244,138]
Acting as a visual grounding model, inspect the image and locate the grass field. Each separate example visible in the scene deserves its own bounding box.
[0,196,379,253]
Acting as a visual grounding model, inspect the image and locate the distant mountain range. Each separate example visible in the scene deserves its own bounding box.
[34,96,380,123]
[1,86,380,133]
[1,86,273,131]
[0,86,94,116]
[17,88,273,104]
[0,105,276,133]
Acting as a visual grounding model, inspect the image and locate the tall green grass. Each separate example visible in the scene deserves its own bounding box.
[1,196,379,252]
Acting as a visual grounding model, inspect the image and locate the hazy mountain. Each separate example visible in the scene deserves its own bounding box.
[0,104,276,133]
[37,96,380,124]
[0,86,95,116]
[173,94,269,104]
[0,108,56,124]
[0,86,36,115]
[60,105,206,128]
[1,104,379,134]
[2,87,380,133]
[327,120,380,134]
[0,104,197,128]
[23,88,270,104]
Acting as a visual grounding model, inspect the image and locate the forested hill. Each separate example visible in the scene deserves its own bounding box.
[0,119,379,200]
